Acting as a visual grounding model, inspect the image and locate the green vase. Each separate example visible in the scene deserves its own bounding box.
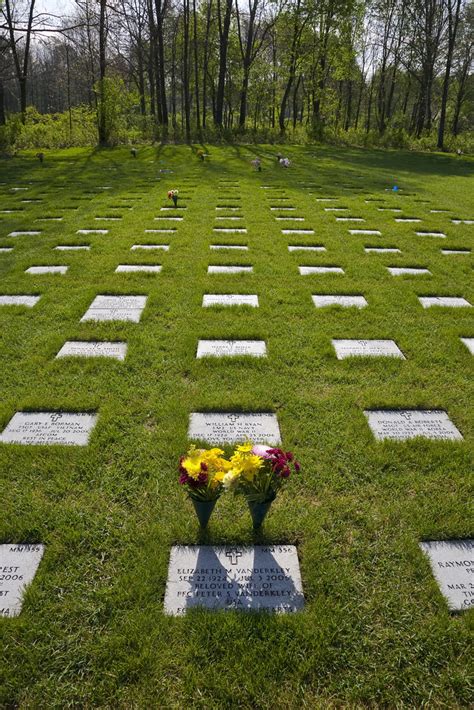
[247,493,276,529]
[191,498,217,527]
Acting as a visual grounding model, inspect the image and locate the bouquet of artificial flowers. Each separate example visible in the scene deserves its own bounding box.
[179,445,231,501]
[223,443,300,503]
[167,188,179,206]
[251,158,261,171]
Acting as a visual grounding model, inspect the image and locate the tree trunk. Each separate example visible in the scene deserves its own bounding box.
[192,0,201,130]
[215,0,233,126]
[98,0,108,146]
[438,0,462,150]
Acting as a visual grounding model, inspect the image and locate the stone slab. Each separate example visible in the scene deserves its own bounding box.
[299,266,344,275]
[275,217,305,221]
[324,208,348,212]
[387,267,431,275]
[95,217,121,221]
[0,411,98,446]
[202,294,258,307]
[270,207,296,211]
[216,207,241,211]
[55,245,90,251]
[213,228,247,233]
[208,266,253,274]
[154,217,183,221]
[164,544,304,616]
[56,341,127,360]
[0,544,45,617]
[76,229,108,235]
[0,295,40,307]
[430,210,449,213]
[0,247,13,253]
[115,265,162,273]
[395,218,422,223]
[420,540,474,611]
[312,295,367,308]
[25,266,68,275]
[131,244,169,251]
[282,229,314,234]
[364,409,463,441]
[365,247,401,253]
[288,246,326,252]
[441,249,470,255]
[81,295,147,322]
[210,245,248,251]
[8,231,41,237]
[418,296,471,308]
[188,412,281,445]
[452,220,474,225]
[349,230,381,235]
[197,340,267,358]
[415,232,446,237]
[336,217,365,222]
[332,339,405,359]
[460,338,474,354]
[378,208,402,212]
[215,216,243,220]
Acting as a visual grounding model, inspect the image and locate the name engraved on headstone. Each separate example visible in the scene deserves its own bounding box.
[81,295,147,322]
[188,412,281,444]
[420,540,474,611]
[332,340,405,359]
[202,294,258,307]
[56,341,127,360]
[0,544,45,617]
[364,409,463,441]
[164,545,304,615]
[196,340,267,358]
[0,411,98,445]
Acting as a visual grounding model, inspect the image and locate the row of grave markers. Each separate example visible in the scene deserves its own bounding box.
[0,176,472,617]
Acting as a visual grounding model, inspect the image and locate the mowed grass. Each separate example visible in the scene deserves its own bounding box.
[0,145,472,708]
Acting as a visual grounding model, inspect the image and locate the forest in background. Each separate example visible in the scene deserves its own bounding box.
[1,0,473,151]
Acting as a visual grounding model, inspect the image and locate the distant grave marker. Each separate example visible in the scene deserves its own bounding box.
[8,231,41,237]
[25,266,68,275]
[208,265,253,274]
[365,247,400,253]
[213,228,248,233]
[197,340,266,358]
[387,267,431,276]
[202,294,258,307]
[131,244,169,251]
[282,229,314,235]
[299,266,344,275]
[81,295,147,322]
[415,231,446,238]
[115,265,162,273]
[332,339,404,359]
[364,409,462,441]
[56,341,127,360]
[188,412,281,444]
[312,295,367,308]
[76,229,108,235]
[0,295,40,307]
[288,246,326,252]
[55,245,90,251]
[418,296,471,308]
[441,249,470,255]
[210,245,248,251]
[460,338,474,354]
[0,411,98,446]
[164,545,304,616]
[0,544,45,618]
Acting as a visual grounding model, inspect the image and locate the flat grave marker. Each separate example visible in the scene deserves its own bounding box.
[420,540,474,611]
[364,409,463,441]
[25,266,68,275]
[387,267,431,276]
[299,266,344,275]
[349,229,381,235]
[0,544,45,618]
[81,294,147,322]
[441,249,470,255]
[202,294,258,307]
[55,245,90,251]
[312,295,367,308]
[76,229,108,235]
[131,244,169,251]
[196,340,267,358]
[332,339,405,359]
[208,265,253,274]
[164,545,304,616]
[188,412,281,445]
[0,247,13,253]
[365,247,401,253]
[115,264,162,273]
[336,217,365,222]
[418,296,471,309]
[282,229,314,235]
[288,246,326,252]
[452,219,474,225]
[0,295,40,307]
[460,338,474,354]
[8,231,41,237]
[395,218,422,223]
[210,245,248,251]
[213,228,248,234]
[415,231,446,238]
[56,341,127,360]
[0,411,98,446]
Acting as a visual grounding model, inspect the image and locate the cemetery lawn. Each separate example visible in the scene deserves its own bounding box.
[0,145,473,708]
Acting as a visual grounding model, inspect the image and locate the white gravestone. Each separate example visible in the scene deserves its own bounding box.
[55,245,90,251]
[387,267,431,276]
[270,207,296,211]
[115,265,162,273]
[364,410,462,441]
[0,544,45,617]
[0,411,98,446]
[164,545,304,616]
[288,246,326,252]
[324,208,348,212]
[420,540,474,611]
[332,340,405,359]
[145,230,175,234]
[460,338,474,354]
[441,249,470,255]
[197,340,267,358]
[188,412,281,445]
[81,295,147,322]
[210,245,248,251]
[275,217,305,221]
[299,266,344,275]
[208,266,253,274]
[349,229,381,235]
[25,266,68,275]
[202,294,258,307]
[282,229,314,234]
[131,244,169,251]
[395,218,422,223]
[0,295,40,307]
[76,229,108,234]
[0,248,13,253]
[312,295,367,308]
[415,231,446,237]
[418,296,471,309]
[215,216,243,220]
[154,217,183,221]
[216,207,241,211]
[365,247,401,253]
[56,341,127,360]
[336,217,365,222]
[8,231,41,237]
[452,220,474,225]
[213,228,247,233]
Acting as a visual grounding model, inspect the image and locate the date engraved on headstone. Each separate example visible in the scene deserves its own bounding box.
[420,540,474,611]
[0,412,98,446]
[188,412,281,444]
[0,544,45,617]
[364,409,463,441]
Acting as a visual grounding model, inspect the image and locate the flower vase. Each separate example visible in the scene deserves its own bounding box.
[172,196,178,207]
[191,498,217,527]
[247,493,276,529]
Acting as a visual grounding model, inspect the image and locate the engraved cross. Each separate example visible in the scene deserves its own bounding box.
[226,548,242,565]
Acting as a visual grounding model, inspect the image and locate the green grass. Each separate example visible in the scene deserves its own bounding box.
[0,145,472,708]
